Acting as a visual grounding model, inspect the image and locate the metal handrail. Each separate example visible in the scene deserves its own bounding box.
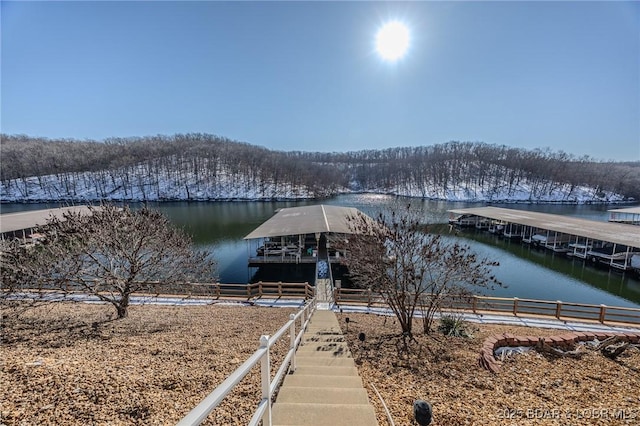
[177,297,317,426]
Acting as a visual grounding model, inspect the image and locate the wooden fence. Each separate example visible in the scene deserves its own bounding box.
[9,281,315,301]
[139,281,315,300]
[333,288,640,327]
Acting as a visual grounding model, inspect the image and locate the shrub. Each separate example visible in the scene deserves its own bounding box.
[438,314,472,338]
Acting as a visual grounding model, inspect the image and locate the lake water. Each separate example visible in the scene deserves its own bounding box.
[3,194,639,308]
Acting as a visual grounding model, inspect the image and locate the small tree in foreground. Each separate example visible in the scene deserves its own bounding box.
[5,204,216,319]
[341,204,501,338]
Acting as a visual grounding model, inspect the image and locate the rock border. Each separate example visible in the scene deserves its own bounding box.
[478,331,640,373]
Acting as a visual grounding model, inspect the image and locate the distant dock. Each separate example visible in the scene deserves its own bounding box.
[448,207,640,271]
[0,205,95,243]
[608,206,640,226]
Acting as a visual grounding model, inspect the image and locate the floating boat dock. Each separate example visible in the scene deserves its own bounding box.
[0,205,95,242]
[244,205,374,295]
[448,207,640,271]
[608,206,640,226]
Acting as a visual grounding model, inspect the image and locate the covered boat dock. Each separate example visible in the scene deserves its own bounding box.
[448,207,640,270]
[608,206,640,226]
[244,204,369,266]
[244,205,375,301]
[0,205,95,243]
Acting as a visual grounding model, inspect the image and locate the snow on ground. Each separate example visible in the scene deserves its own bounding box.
[0,164,626,203]
[0,164,317,202]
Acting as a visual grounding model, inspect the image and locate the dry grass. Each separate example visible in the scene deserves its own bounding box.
[339,312,640,426]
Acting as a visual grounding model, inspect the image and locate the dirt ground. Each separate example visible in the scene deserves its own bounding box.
[2,303,639,426]
[338,312,640,426]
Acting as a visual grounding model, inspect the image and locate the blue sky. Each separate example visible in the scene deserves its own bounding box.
[1,1,639,161]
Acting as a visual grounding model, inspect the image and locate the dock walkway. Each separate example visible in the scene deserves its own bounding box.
[272,310,378,425]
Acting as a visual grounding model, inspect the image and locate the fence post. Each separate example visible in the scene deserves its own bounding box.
[260,335,272,426]
[513,297,519,316]
[278,282,282,297]
[258,281,263,297]
[555,300,562,319]
[472,295,478,314]
[216,283,221,299]
[289,314,296,373]
[599,304,607,323]
[247,284,252,299]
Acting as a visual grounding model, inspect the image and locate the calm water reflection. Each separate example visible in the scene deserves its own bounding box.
[3,195,639,308]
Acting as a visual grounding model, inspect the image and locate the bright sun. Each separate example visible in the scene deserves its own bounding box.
[375,21,410,61]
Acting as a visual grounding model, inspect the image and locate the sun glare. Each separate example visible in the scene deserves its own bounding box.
[375,21,410,61]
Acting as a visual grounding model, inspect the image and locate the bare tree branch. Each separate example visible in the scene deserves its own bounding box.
[3,204,216,318]
[339,203,501,341]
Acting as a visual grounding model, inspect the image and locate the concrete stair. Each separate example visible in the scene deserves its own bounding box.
[271,310,378,426]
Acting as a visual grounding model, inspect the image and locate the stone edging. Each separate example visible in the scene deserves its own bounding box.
[478,331,640,373]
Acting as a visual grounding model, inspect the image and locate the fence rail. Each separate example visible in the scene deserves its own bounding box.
[7,281,316,300]
[177,297,317,426]
[333,288,640,326]
[139,281,315,299]
[9,281,314,302]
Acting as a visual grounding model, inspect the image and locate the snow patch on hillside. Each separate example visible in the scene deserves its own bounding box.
[0,166,626,203]
[0,165,316,202]
[376,181,625,203]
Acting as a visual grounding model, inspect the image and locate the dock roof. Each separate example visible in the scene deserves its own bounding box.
[607,206,640,214]
[244,205,368,240]
[1,205,96,234]
[448,207,640,249]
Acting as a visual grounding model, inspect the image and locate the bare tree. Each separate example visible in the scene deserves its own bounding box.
[1,238,58,317]
[341,204,501,340]
[14,204,216,318]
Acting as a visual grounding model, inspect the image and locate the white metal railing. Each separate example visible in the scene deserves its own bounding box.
[177,297,317,426]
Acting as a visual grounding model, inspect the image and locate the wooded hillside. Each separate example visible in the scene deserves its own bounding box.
[1,134,637,202]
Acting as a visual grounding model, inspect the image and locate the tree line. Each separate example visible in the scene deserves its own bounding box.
[1,134,637,201]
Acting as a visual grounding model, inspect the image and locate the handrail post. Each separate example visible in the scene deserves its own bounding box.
[301,307,307,347]
[555,300,562,319]
[289,314,296,373]
[599,304,607,323]
[472,295,478,314]
[260,335,272,426]
[513,297,519,316]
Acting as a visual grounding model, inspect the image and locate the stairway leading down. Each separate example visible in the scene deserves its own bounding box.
[271,310,378,425]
